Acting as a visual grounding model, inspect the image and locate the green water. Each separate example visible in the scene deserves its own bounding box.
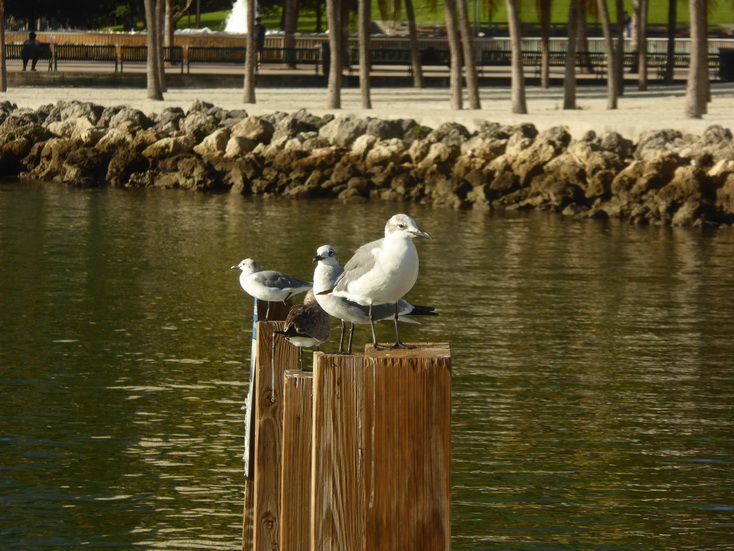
[1,180,733,550]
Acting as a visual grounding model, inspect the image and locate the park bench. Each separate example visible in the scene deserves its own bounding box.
[349,47,413,74]
[185,45,245,72]
[5,42,53,71]
[260,47,322,73]
[52,44,118,71]
[119,45,184,73]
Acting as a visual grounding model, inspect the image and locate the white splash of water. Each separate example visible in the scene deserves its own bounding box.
[224,0,248,33]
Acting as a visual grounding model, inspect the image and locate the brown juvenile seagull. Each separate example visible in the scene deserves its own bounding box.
[276,290,330,369]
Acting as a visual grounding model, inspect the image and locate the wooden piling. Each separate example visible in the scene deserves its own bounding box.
[362,344,452,550]
[251,321,300,551]
[311,352,366,551]
[241,299,293,551]
[311,344,452,551]
[279,370,314,551]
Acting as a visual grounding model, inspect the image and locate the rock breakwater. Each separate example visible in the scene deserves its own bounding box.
[1,99,733,227]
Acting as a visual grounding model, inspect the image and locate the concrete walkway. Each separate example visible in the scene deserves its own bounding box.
[4,66,733,141]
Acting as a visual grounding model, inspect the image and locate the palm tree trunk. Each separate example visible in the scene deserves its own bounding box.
[577,1,593,74]
[156,0,167,92]
[637,0,648,90]
[506,0,527,114]
[457,0,481,109]
[243,0,257,103]
[144,0,163,100]
[405,0,425,88]
[596,0,618,109]
[444,0,463,110]
[563,0,579,109]
[284,0,299,68]
[0,0,6,93]
[539,0,551,89]
[664,0,676,84]
[164,0,173,48]
[685,0,705,117]
[615,0,624,96]
[359,0,372,108]
[326,0,343,108]
[700,0,709,108]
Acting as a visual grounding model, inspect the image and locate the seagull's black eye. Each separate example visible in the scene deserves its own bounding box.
[329,251,335,257]
[397,223,405,229]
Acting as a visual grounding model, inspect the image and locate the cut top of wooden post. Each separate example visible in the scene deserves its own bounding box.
[364,343,451,362]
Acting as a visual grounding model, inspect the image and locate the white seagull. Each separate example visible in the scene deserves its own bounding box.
[313,244,436,354]
[231,258,312,320]
[322,214,432,350]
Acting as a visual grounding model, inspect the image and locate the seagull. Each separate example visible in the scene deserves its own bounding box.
[275,289,331,369]
[230,258,312,320]
[322,214,432,350]
[313,244,437,354]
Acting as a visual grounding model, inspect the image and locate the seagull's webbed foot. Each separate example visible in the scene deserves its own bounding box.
[389,341,416,350]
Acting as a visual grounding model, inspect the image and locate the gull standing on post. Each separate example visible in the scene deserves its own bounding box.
[325,214,432,350]
[231,258,312,320]
[313,244,436,354]
[275,289,331,369]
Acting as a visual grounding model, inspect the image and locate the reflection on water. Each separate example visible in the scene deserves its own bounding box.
[1,181,733,550]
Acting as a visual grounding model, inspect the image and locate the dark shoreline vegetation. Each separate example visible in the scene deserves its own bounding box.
[1,99,733,227]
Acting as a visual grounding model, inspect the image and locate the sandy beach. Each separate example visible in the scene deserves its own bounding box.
[5,81,734,141]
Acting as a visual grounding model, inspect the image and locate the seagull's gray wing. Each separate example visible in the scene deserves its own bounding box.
[259,270,312,290]
[333,238,383,292]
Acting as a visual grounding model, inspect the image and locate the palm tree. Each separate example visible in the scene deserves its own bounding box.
[144,0,164,100]
[326,0,344,108]
[596,0,618,109]
[633,0,649,91]
[284,0,299,68]
[359,0,372,108]
[164,0,194,50]
[538,0,552,89]
[663,0,677,84]
[457,0,481,109]
[444,0,463,110]
[243,0,257,103]
[0,0,6,93]
[157,0,167,92]
[404,0,425,87]
[563,0,580,109]
[685,0,707,117]
[378,0,425,88]
[506,0,527,114]
[615,0,624,96]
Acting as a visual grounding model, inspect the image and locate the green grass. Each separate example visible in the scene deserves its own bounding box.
[158,2,734,33]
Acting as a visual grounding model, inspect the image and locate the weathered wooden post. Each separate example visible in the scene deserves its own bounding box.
[241,300,295,551]
[311,353,365,550]
[311,344,452,551]
[279,371,314,551]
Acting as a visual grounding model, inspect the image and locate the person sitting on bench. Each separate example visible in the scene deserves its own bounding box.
[22,32,48,71]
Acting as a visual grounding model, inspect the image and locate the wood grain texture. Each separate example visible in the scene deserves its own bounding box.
[252,321,300,551]
[280,370,314,551]
[311,352,366,551]
[310,345,451,551]
[362,344,452,551]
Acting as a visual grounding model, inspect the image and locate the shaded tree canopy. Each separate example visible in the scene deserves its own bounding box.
[3,0,231,30]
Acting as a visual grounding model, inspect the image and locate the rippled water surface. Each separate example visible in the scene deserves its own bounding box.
[1,180,733,550]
